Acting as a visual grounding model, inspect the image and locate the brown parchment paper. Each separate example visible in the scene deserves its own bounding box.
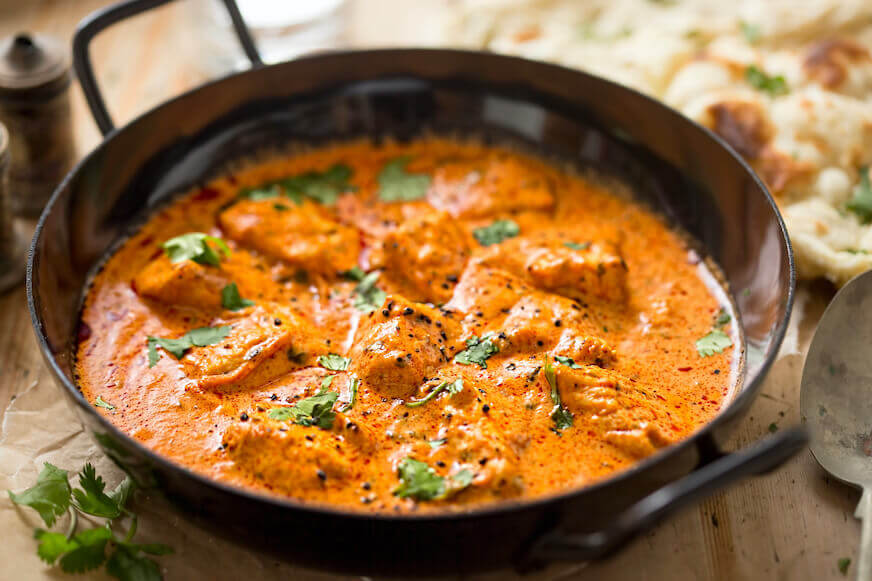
[0,288,815,581]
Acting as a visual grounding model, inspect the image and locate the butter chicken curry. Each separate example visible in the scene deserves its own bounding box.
[76,138,737,512]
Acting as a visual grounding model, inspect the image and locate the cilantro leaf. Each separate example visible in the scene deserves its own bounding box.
[239,164,354,206]
[429,438,447,448]
[406,379,463,408]
[714,308,731,327]
[95,395,115,410]
[454,335,499,368]
[162,232,230,266]
[318,353,350,371]
[563,241,591,250]
[147,325,231,367]
[377,156,431,202]
[106,544,162,581]
[110,477,135,509]
[268,390,338,429]
[740,20,760,44]
[696,329,733,357]
[554,355,582,369]
[351,270,386,313]
[838,557,851,576]
[8,463,71,527]
[59,526,112,574]
[473,220,520,246]
[745,65,789,96]
[34,529,76,564]
[239,183,282,201]
[393,458,445,501]
[220,283,254,311]
[343,266,366,281]
[544,360,573,432]
[450,469,474,491]
[846,167,872,224]
[72,464,122,519]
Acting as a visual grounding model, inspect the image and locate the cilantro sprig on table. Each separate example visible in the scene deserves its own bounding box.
[695,308,733,357]
[8,463,172,581]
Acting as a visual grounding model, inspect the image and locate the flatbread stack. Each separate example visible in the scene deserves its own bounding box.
[449,0,872,285]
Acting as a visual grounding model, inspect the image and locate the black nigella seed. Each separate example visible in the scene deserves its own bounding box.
[554,319,562,327]
[403,307,414,315]
[270,394,278,401]
[239,412,249,421]
[713,369,721,375]
[362,482,372,490]
[436,461,446,468]
[317,469,327,481]
[382,309,390,317]
[482,404,490,413]
[274,318,282,326]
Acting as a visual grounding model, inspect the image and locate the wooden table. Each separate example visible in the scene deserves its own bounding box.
[0,2,861,579]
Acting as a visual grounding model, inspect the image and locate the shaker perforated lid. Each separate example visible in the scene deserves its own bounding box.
[0,33,71,99]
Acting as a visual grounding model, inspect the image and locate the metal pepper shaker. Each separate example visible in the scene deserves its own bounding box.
[0,33,75,217]
[0,122,26,292]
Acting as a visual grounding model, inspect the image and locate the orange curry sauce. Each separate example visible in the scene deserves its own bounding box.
[76,138,737,513]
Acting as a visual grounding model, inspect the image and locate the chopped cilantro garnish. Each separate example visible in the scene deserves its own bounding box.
[695,329,732,357]
[351,270,386,313]
[220,282,254,311]
[745,65,789,96]
[838,557,851,575]
[318,353,350,371]
[554,355,582,369]
[162,232,230,266]
[564,241,591,250]
[393,458,445,501]
[9,462,172,579]
[454,335,499,368]
[239,164,354,205]
[544,360,573,432]
[846,167,872,224]
[406,379,463,408]
[95,396,115,411]
[473,220,520,246]
[714,308,731,327]
[146,325,231,367]
[341,377,359,412]
[429,438,447,448]
[268,389,338,429]
[739,20,760,44]
[377,156,431,202]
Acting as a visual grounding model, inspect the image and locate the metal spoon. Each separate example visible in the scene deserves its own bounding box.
[801,270,872,580]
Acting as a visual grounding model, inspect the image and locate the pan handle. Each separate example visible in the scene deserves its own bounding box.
[521,426,807,568]
[72,0,263,136]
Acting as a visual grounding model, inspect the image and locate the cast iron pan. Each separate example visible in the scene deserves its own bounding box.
[27,0,805,575]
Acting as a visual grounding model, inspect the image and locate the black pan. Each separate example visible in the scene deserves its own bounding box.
[27,0,804,576]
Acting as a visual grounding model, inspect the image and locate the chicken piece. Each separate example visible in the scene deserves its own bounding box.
[223,418,373,495]
[183,304,326,389]
[480,234,629,302]
[555,365,676,459]
[551,334,616,368]
[348,296,463,399]
[429,153,556,218]
[133,254,228,309]
[443,262,531,322]
[369,210,473,304]
[218,199,358,276]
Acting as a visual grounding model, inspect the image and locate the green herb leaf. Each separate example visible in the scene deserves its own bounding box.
[544,360,573,432]
[147,325,231,367]
[95,396,115,410]
[473,220,520,246]
[343,266,366,281]
[429,438,447,448]
[563,241,591,250]
[554,355,582,369]
[450,469,474,490]
[377,156,431,202]
[109,477,135,509]
[695,329,733,357]
[239,183,282,201]
[34,530,76,564]
[745,65,789,96]
[59,526,112,574]
[105,544,162,581]
[268,390,338,429]
[162,232,230,266]
[768,422,778,433]
[318,353,350,371]
[240,164,354,206]
[351,270,386,313]
[220,283,254,311]
[393,458,445,501]
[8,463,71,527]
[846,167,872,224]
[454,335,499,368]
[406,379,463,408]
[715,308,732,327]
[739,20,760,44]
[341,377,359,413]
[72,464,122,519]
[838,557,851,576]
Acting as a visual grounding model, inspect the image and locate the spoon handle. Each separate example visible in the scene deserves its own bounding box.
[856,487,872,580]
